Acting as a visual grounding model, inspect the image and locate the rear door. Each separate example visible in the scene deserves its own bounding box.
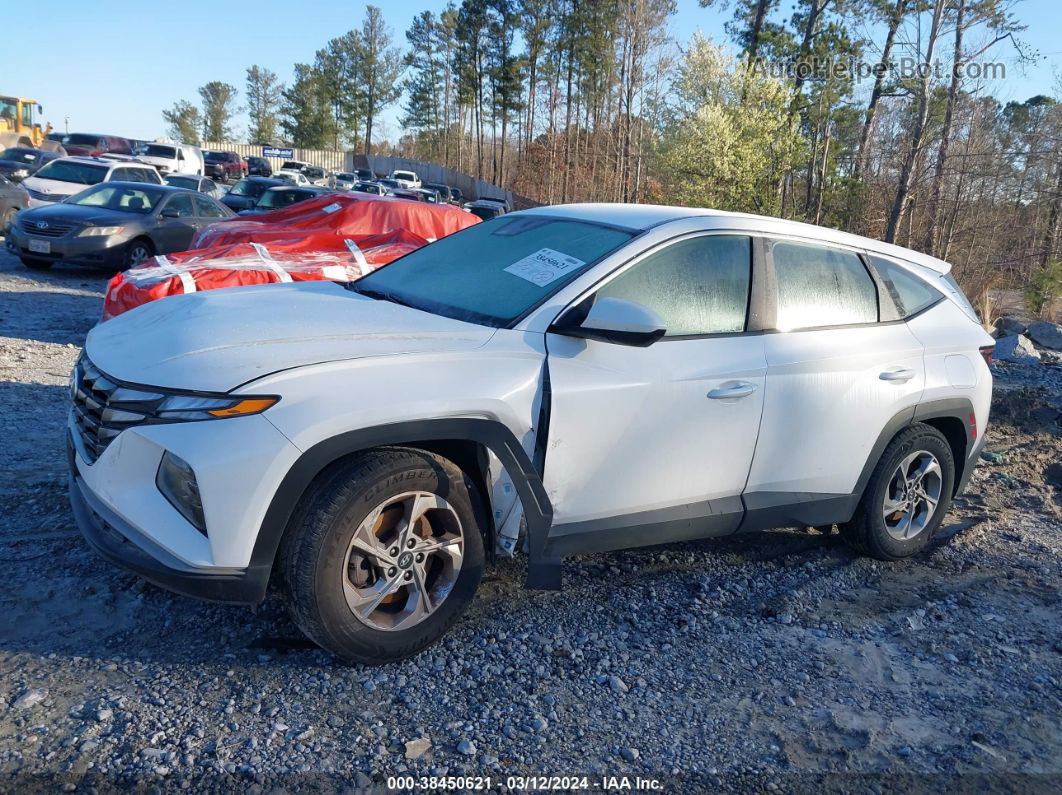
[543,233,767,552]
[743,238,925,515]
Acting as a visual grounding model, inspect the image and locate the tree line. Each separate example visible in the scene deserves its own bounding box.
[161,0,1062,318]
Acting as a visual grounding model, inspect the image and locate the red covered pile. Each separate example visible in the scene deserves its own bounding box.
[102,194,479,320]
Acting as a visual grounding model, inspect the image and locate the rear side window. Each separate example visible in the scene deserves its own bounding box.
[772,241,877,330]
[194,196,227,218]
[597,235,751,336]
[869,256,942,318]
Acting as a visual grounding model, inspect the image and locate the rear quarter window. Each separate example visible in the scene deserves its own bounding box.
[869,255,943,318]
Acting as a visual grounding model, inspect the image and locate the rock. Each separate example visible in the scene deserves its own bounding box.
[620,747,640,762]
[608,676,629,694]
[404,737,432,760]
[994,317,1027,336]
[456,739,476,756]
[96,708,114,722]
[980,451,1004,464]
[12,689,46,710]
[1027,320,1062,350]
[994,334,1040,364]
[530,716,548,733]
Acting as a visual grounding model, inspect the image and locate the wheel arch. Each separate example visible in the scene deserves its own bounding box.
[248,419,556,594]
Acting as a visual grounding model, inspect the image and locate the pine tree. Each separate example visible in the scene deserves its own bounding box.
[198,81,241,142]
[245,65,284,144]
[162,100,203,144]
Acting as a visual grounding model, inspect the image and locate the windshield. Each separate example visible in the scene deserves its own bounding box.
[258,189,309,209]
[353,182,379,193]
[230,178,269,197]
[393,171,415,180]
[62,134,100,146]
[204,152,225,162]
[68,184,163,214]
[140,144,177,159]
[0,148,37,163]
[336,173,356,181]
[354,216,634,327]
[165,176,198,190]
[34,160,108,185]
[281,161,305,171]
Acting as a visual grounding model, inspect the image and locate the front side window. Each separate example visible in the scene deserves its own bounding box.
[354,216,634,327]
[773,240,877,330]
[596,235,752,336]
[194,195,227,218]
[165,176,198,191]
[68,184,162,213]
[164,194,195,217]
[869,255,942,318]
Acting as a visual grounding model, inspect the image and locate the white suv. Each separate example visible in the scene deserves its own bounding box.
[23,156,163,206]
[68,205,994,663]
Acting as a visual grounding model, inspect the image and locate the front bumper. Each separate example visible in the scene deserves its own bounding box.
[70,464,269,604]
[9,226,129,266]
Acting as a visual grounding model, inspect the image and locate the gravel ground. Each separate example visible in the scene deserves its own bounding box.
[0,248,1060,793]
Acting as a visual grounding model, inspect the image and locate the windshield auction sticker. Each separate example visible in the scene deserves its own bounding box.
[504,248,586,287]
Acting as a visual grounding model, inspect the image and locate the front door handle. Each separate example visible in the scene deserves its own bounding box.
[707,382,757,400]
[879,368,916,383]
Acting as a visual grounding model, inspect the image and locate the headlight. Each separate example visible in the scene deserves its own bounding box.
[78,226,125,237]
[156,452,206,533]
[155,394,278,421]
[12,168,28,178]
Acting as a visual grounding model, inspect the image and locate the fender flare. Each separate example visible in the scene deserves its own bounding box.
[248,418,560,595]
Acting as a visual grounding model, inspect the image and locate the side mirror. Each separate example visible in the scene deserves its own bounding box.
[160,206,180,218]
[551,297,666,347]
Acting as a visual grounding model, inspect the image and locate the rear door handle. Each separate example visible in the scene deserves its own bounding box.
[707,382,757,400]
[879,368,916,383]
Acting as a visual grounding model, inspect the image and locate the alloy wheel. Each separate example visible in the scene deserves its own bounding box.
[342,491,464,632]
[127,243,151,268]
[882,450,943,540]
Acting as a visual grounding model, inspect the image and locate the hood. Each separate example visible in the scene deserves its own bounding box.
[86,281,496,392]
[20,202,139,227]
[63,146,98,157]
[23,175,83,200]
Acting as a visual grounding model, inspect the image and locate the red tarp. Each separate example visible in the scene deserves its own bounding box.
[101,194,480,320]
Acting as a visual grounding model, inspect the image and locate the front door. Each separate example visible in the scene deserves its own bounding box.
[155,193,198,252]
[543,234,767,555]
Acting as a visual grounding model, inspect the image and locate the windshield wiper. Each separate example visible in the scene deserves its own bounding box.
[347,283,418,309]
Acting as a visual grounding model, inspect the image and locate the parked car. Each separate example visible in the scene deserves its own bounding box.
[463,199,505,221]
[279,159,310,174]
[376,178,401,191]
[134,142,204,177]
[246,156,272,178]
[0,147,61,182]
[9,181,233,271]
[237,185,331,214]
[22,156,163,206]
[449,186,465,205]
[354,168,376,181]
[390,188,427,202]
[64,204,995,664]
[221,176,286,212]
[164,174,224,201]
[203,151,246,182]
[302,165,333,188]
[478,196,512,213]
[389,169,421,189]
[424,182,455,204]
[333,172,358,190]
[351,180,385,196]
[61,133,133,158]
[0,173,29,233]
[274,170,311,187]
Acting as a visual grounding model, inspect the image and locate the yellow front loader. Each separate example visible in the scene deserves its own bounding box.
[0,96,64,153]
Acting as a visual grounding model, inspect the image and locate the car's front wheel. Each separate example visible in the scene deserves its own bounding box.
[840,423,955,560]
[279,448,486,664]
[123,238,154,270]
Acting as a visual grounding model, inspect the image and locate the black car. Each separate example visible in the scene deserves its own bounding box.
[354,168,376,181]
[237,185,332,215]
[222,176,286,212]
[449,186,465,205]
[463,199,505,221]
[0,147,61,182]
[246,156,272,177]
[8,182,234,271]
[424,182,454,203]
[0,174,29,233]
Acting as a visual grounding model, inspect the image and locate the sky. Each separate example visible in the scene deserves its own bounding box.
[2,0,1059,144]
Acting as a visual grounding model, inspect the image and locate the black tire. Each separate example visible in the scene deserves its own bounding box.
[278,447,486,664]
[123,238,154,270]
[20,256,53,271]
[840,423,955,560]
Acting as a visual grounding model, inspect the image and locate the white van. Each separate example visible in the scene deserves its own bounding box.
[134,142,204,177]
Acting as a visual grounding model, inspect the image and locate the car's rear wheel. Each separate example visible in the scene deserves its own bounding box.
[840,423,955,560]
[279,448,486,664]
[123,238,154,270]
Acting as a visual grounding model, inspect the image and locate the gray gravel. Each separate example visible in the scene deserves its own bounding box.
[0,249,1060,792]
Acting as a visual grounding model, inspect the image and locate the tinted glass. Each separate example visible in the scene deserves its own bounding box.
[773,241,877,330]
[165,194,195,217]
[141,144,176,158]
[0,148,38,163]
[597,236,751,336]
[34,160,108,185]
[870,256,942,318]
[69,184,162,213]
[63,134,100,146]
[355,216,633,327]
[194,195,227,218]
[165,176,198,190]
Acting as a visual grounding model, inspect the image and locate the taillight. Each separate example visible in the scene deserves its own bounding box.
[969,412,978,440]
[979,345,994,366]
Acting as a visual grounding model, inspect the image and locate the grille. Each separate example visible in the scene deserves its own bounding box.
[71,356,164,464]
[22,219,75,238]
